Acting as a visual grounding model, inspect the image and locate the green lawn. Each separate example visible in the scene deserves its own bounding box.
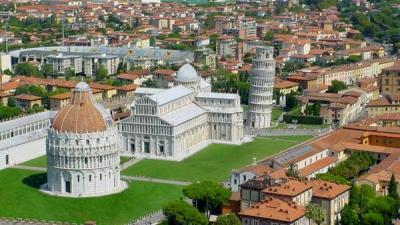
[122,136,312,182]
[271,107,284,121]
[120,156,133,165]
[21,155,47,167]
[0,169,183,225]
[21,156,134,167]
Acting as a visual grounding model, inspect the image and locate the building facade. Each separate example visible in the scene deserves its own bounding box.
[118,63,244,161]
[46,82,121,197]
[247,46,275,128]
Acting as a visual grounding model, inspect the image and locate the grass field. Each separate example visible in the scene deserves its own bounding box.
[21,156,134,167]
[21,155,47,167]
[0,169,183,225]
[122,136,312,182]
[271,107,284,121]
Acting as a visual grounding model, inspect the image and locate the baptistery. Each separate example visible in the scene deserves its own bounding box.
[45,82,121,197]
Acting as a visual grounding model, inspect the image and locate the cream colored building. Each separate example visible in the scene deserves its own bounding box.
[119,64,244,161]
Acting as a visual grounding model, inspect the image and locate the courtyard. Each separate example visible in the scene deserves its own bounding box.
[122,135,312,182]
[0,168,183,225]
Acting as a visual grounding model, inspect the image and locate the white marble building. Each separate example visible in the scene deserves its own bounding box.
[0,111,55,170]
[119,63,244,161]
[45,82,122,197]
[247,46,275,128]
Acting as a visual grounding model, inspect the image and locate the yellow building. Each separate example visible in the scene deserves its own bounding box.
[367,95,400,117]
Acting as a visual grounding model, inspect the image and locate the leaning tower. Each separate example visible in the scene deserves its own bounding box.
[247,46,275,128]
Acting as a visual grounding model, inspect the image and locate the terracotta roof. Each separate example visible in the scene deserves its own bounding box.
[238,164,274,176]
[153,69,176,76]
[52,82,107,133]
[116,84,137,91]
[49,92,71,100]
[299,156,337,177]
[311,180,350,199]
[15,94,42,101]
[274,80,299,89]
[263,179,312,197]
[239,198,305,222]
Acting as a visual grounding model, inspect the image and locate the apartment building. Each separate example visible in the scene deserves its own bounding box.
[367,94,400,117]
[380,64,400,95]
[46,53,83,75]
[83,54,120,77]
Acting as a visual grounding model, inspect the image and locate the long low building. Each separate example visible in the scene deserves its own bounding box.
[0,111,56,170]
[10,46,194,77]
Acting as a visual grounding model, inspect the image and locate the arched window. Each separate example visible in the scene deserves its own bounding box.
[89,175,92,182]
[100,174,102,181]
[77,175,80,182]
[75,140,79,146]
[86,140,90,145]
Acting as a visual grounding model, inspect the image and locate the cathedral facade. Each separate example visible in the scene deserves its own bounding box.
[46,82,121,197]
[119,63,244,161]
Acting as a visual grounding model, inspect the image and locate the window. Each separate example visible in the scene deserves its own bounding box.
[77,175,80,182]
[86,140,90,145]
[5,155,9,165]
[100,174,102,180]
[85,158,88,164]
[89,175,92,182]
[76,140,79,146]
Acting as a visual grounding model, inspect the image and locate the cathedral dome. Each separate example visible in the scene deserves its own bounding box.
[52,82,108,133]
[175,63,199,82]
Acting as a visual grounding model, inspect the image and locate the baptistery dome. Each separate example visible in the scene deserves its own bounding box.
[52,82,107,133]
[175,63,200,82]
[45,81,123,197]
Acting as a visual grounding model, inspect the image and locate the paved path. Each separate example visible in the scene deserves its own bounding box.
[121,175,191,186]
[11,165,46,172]
[120,157,143,170]
[127,210,164,225]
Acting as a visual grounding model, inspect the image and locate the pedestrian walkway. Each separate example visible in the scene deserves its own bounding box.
[11,165,46,172]
[120,157,143,170]
[121,175,191,186]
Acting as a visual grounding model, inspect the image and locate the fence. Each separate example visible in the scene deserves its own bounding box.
[0,217,81,225]
[125,210,164,225]
[245,127,332,137]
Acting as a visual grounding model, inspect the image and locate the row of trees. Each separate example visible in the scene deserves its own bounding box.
[211,69,250,105]
[311,55,362,68]
[341,180,399,225]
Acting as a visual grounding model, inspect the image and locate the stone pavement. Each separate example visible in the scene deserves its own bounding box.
[121,175,191,186]
[120,157,143,170]
[11,165,46,172]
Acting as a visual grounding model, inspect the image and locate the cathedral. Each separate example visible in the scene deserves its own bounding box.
[119,63,245,161]
[45,82,122,197]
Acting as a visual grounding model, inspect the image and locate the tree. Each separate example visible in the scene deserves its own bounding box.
[95,65,108,81]
[286,163,299,178]
[183,181,231,218]
[41,64,53,77]
[388,173,399,201]
[285,92,299,111]
[305,204,325,225]
[7,97,16,107]
[327,80,347,93]
[141,78,159,88]
[16,85,45,97]
[264,31,274,41]
[362,212,384,225]
[163,200,208,225]
[64,67,75,78]
[340,204,360,225]
[15,62,40,76]
[215,214,241,225]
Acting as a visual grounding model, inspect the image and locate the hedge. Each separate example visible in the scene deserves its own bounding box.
[283,114,323,125]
